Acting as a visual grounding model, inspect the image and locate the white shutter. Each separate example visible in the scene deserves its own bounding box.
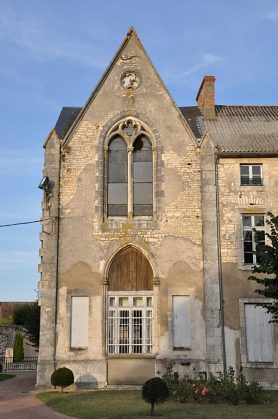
[172,296,190,348]
[71,296,89,348]
[245,304,273,362]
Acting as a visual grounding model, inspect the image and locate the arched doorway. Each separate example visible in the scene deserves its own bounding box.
[108,246,153,292]
[106,246,155,384]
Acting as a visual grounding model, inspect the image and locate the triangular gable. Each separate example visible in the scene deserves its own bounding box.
[43,128,59,148]
[63,27,197,147]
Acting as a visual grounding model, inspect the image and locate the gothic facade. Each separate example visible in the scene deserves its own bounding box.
[37,28,278,388]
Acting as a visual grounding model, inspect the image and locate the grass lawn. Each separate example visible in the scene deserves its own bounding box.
[37,389,278,419]
[0,373,15,382]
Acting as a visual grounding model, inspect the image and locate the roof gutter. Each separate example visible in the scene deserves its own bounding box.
[216,151,278,158]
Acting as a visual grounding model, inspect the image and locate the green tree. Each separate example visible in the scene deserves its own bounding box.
[248,212,278,322]
[13,333,24,362]
[13,303,40,349]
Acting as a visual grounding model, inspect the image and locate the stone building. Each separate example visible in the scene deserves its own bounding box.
[36,28,278,388]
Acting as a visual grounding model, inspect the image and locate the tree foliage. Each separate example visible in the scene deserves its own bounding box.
[51,367,74,393]
[142,377,169,415]
[248,212,278,322]
[13,303,40,349]
[13,333,24,362]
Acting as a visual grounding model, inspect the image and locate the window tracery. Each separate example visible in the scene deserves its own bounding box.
[105,118,155,218]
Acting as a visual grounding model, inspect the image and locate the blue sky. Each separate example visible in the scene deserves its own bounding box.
[1,0,278,300]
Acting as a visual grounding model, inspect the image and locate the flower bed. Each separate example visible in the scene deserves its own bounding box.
[160,361,263,405]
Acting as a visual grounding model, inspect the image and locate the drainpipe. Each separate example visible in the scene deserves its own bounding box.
[214,149,227,376]
[53,141,61,371]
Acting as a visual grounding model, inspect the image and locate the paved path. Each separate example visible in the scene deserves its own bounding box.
[0,372,74,418]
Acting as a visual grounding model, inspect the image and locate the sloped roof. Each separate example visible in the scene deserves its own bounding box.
[206,106,278,153]
[179,106,204,139]
[182,105,278,153]
[54,107,82,140]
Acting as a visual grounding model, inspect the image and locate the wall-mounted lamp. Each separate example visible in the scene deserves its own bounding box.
[38,176,50,192]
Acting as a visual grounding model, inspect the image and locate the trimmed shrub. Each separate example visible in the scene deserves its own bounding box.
[13,333,24,362]
[142,377,169,415]
[51,367,74,393]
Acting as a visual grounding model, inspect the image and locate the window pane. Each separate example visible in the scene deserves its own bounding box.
[133,162,152,182]
[132,310,142,353]
[240,165,249,175]
[244,252,253,264]
[119,297,129,307]
[109,150,127,162]
[255,215,264,226]
[133,183,152,204]
[133,297,143,306]
[133,205,153,216]
[256,231,265,243]
[133,150,152,162]
[243,216,251,226]
[109,136,127,151]
[241,176,250,185]
[108,183,127,204]
[108,162,127,182]
[252,166,261,176]
[133,136,152,162]
[108,205,127,216]
[243,230,252,241]
[244,242,253,252]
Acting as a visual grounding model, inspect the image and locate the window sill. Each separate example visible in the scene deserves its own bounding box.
[173,347,192,352]
[239,185,264,190]
[242,362,275,369]
[102,218,157,231]
[70,347,88,351]
[107,354,156,359]
[237,264,255,271]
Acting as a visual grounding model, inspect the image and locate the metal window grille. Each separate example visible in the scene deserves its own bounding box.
[107,295,153,354]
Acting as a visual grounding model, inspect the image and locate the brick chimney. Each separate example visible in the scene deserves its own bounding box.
[196,76,216,119]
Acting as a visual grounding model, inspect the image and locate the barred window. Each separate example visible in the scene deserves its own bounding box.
[107,294,153,354]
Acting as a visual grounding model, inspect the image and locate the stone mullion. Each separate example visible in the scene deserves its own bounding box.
[152,146,157,221]
[128,146,133,219]
[103,146,108,220]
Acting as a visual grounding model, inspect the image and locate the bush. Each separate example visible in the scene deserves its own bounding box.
[161,362,264,405]
[142,377,169,415]
[13,333,24,362]
[51,367,74,393]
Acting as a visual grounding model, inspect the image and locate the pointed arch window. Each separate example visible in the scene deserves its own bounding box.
[133,135,153,216]
[106,118,155,218]
[108,136,128,216]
